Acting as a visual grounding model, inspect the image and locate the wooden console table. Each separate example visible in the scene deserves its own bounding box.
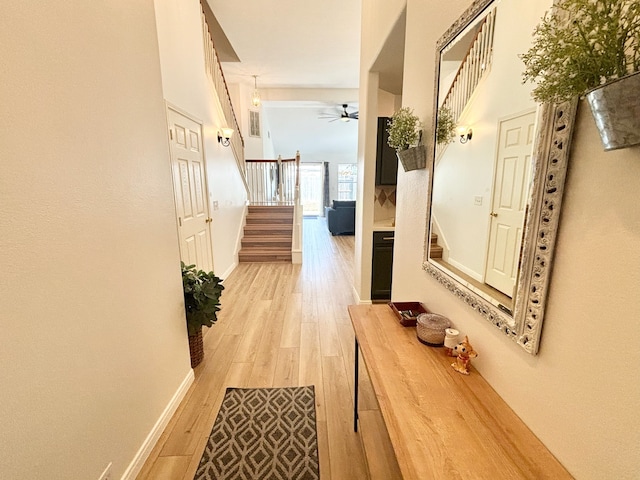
[349,304,572,479]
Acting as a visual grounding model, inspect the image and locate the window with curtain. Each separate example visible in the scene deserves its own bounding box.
[337,164,357,200]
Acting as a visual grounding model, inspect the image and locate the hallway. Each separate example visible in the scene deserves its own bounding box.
[138,217,378,479]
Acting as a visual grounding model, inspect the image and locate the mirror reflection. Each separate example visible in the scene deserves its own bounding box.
[428,0,552,314]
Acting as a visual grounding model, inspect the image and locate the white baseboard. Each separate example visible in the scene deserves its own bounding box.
[220,260,238,281]
[448,257,483,282]
[121,369,195,480]
[292,249,302,264]
[352,285,372,305]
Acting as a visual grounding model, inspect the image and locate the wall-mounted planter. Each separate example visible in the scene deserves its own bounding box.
[397,144,427,171]
[586,71,640,151]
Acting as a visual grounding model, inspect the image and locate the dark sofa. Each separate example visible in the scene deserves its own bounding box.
[325,200,356,235]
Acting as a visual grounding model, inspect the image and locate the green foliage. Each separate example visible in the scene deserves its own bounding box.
[521,0,640,103]
[387,107,423,151]
[436,107,457,145]
[181,261,224,336]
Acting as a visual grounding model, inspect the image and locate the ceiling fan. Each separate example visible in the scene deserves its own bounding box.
[318,104,359,122]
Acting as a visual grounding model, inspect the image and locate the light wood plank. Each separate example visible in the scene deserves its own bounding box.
[298,322,326,423]
[137,218,368,480]
[160,333,241,456]
[273,347,300,387]
[322,355,369,480]
[233,299,270,362]
[317,298,341,357]
[316,419,332,480]
[279,293,302,348]
[248,303,284,387]
[143,456,191,480]
[358,410,403,480]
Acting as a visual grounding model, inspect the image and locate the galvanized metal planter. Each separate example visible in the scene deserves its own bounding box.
[586,71,640,151]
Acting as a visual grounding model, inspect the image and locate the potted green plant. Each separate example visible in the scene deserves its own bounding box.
[387,107,427,171]
[181,261,224,367]
[521,0,640,150]
[436,106,458,146]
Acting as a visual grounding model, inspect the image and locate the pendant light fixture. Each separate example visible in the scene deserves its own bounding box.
[251,75,261,108]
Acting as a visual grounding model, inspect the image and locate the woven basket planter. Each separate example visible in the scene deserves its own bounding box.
[397,144,427,171]
[188,328,204,368]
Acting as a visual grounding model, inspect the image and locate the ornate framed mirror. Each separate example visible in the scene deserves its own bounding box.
[423,0,577,354]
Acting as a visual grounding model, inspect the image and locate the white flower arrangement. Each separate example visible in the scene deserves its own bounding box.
[521,0,640,103]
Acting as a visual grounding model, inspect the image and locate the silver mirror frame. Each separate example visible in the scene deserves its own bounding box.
[423,0,578,354]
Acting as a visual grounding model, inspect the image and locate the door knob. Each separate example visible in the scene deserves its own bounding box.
[205,217,212,223]
[490,212,498,217]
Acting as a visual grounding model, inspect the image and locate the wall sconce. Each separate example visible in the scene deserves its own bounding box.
[458,126,473,144]
[217,127,234,147]
[251,75,261,108]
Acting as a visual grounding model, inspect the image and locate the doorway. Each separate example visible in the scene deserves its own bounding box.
[299,163,324,216]
[485,109,536,297]
[167,106,214,272]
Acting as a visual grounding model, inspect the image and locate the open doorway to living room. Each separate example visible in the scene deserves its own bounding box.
[299,162,324,216]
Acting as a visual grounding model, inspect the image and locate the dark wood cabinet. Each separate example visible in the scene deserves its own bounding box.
[371,231,394,300]
[375,117,398,186]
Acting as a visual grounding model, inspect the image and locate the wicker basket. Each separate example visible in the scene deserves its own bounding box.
[188,328,204,368]
[416,313,451,346]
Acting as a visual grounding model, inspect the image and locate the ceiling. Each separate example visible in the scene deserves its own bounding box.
[207,0,363,159]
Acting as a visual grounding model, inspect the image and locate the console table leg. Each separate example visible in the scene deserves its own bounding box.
[354,337,359,432]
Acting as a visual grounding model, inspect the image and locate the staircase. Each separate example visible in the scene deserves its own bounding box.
[429,233,443,259]
[239,205,293,262]
[440,8,496,123]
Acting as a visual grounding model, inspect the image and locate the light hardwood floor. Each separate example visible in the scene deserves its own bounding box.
[136,217,385,480]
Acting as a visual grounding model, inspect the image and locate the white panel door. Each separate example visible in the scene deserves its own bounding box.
[167,108,214,272]
[485,110,536,297]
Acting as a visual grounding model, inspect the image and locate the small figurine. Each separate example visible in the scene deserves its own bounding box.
[451,336,477,375]
[444,328,460,356]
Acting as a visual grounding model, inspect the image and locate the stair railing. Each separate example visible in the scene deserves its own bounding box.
[292,152,302,263]
[200,4,250,196]
[245,153,300,206]
[245,153,302,263]
[440,9,496,124]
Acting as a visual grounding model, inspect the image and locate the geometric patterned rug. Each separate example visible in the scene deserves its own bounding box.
[193,386,320,480]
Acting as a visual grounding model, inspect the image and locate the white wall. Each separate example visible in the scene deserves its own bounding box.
[229,82,276,160]
[154,0,248,278]
[355,1,406,302]
[0,2,192,479]
[377,0,640,478]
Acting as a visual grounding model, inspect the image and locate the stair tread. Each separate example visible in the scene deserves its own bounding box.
[246,219,293,224]
[249,205,293,210]
[242,236,292,241]
[248,207,293,215]
[244,223,293,233]
[239,249,292,253]
[247,211,293,216]
[245,223,293,228]
[239,251,293,263]
[242,238,291,242]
